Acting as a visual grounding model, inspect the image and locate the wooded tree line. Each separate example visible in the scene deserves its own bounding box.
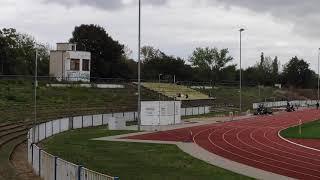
[0,28,49,76]
[0,24,317,88]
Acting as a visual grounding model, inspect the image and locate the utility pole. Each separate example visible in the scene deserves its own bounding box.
[318,48,320,103]
[137,0,142,131]
[239,28,245,112]
[33,48,38,142]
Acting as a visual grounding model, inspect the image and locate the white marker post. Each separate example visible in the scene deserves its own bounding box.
[299,119,302,135]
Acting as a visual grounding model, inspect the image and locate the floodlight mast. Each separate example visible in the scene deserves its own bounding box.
[318,48,320,103]
[138,0,142,131]
[239,28,245,113]
[33,47,38,142]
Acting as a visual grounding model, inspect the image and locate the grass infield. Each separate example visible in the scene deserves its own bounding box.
[41,127,251,180]
[281,119,320,139]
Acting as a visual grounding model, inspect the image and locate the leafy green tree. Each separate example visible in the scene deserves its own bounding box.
[189,47,233,82]
[219,65,237,82]
[0,28,49,76]
[70,24,125,78]
[272,56,279,83]
[141,46,164,62]
[140,46,193,81]
[282,56,316,88]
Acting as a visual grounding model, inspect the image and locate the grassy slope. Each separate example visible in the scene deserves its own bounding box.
[0,79,316,123]
[200,86,286,110]
[0,80,157,123]
[41,127,251,180]
[281,120,320,139]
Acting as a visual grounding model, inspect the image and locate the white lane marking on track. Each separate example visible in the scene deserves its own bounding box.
[278,131,320,152]
[278,112,320,153]
[238,127,320,169]
[253,128,320,162]
[264,128,320,157]
[250,112,320,158]
[204,127,320,179]
[231,128,320,174]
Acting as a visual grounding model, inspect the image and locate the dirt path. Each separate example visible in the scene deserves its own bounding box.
[10,143,41,180]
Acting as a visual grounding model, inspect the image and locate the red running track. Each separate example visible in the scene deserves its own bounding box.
[126,109,320,179]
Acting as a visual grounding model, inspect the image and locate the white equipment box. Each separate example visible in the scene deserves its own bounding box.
[108,117,126,130]
[141,101,181,126]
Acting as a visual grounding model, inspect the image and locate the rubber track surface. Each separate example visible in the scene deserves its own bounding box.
[127,109,320,179]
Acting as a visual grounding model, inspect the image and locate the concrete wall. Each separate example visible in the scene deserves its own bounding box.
[253,100,318,109]
[57,43,76,51]
[49,51,64,78]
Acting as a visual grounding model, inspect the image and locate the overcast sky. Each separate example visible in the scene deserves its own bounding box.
[2,0,320,71]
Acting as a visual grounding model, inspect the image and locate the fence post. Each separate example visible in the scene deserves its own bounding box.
[81,115,84,128]
[91,115,94,127]
[59,119,61,133]
[54,156,58,180]
[69,117,73,130]
[39,148,42,176]
[37,125,39,143]
[31,143,34,166]
[78,165,83,180]
[101,114,104,126]
[45,123,47,139]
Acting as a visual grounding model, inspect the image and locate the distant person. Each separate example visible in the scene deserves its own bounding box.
[317,102,319,110]
[186,94,189,99]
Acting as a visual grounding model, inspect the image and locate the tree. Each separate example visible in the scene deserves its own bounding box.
[141,46,164,62]
[138,46,193,81]
[272,56,279,83]
[189,47,233,82]
[282,56,316,88]
[0,28,49,76]
[260,52,264,68]
[70,24,125,78]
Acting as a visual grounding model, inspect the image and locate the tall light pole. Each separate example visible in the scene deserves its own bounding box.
[239,28,245,112]
[317,48,320,103]
[158,73,162,101]
[33,48,38,142]
[137,0,142,131]
[158,74,162,126]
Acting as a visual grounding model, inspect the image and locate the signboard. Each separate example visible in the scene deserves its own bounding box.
[141,101,181,126]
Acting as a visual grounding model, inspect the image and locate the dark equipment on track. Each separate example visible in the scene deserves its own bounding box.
[254,104,273,115]
[286,104,295,112]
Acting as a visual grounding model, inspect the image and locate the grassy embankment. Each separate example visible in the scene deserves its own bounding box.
[0,80,156,123]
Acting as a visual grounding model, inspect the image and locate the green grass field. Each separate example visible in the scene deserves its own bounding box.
[281,120,320,139]
[41,127,252,180]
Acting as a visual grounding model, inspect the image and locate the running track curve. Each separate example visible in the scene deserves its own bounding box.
[126,109,320,179]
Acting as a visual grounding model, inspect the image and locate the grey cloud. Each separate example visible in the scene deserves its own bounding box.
[210,0,320,38]
[43,0,168,10]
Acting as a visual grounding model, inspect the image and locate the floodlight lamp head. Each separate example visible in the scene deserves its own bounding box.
[239,28,245,32]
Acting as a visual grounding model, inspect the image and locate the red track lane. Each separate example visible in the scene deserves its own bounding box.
[126,109,320,179]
